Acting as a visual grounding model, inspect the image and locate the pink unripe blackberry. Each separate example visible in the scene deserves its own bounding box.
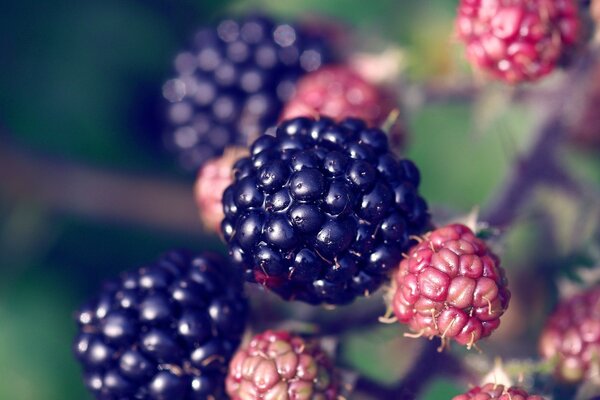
[539,286,600,383]
[280,65,404,148]
[390,224,511,349]
[453,383,544,400]
[456,0,581,83]
[226,330,339,400]
[194,147,247,233]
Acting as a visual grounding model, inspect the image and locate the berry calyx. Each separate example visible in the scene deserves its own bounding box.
[73,250,248,399]
[456,0,581,83]
[453,383,544,399]
[390,223,510,350]
[539,286,600,383]
[221,116,430,305]
[226,330,339,400]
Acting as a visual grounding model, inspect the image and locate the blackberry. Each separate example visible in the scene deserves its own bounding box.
[390,224,511,350]
[539,286,600,383]
[221,116,430,305]
[162,15,334,171]
[73,250,248,399]
[226,330,339,400]
[453,383,543,400]
[456,0,581,83]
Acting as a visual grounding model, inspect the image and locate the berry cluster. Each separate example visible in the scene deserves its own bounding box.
[391,224,511,349]
[73,251,248,399]
[221,116,430,304]
[453,383,544,400]
[539,286,600,383]
[74,2,600,397]
[456,0,580,83]
[226,330,338,400]
[162,15,334,171]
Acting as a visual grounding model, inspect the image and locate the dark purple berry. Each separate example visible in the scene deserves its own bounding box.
[162,16,335,171]
[222,117,431,304]
[73,251,248,399]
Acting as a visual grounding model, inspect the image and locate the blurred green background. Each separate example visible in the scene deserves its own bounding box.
[1,1,599,399]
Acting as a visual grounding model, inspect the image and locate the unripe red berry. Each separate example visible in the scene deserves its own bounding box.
[539,286,600,383]
[226,331,339,400]
[453,383,544,400]
[194,147,247,233]
[456,0,581,83]
[390,224,511,349]
[280,65,404,148]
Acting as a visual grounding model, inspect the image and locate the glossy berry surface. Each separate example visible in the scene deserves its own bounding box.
[195,147,248,234]
[453,383,544,400]
[539,286,600,383]
[391,224,510,348]
[73,250,248,399]
[226,330,338,400]
[163,15,333,171]
[456,0,580,83]
[280,65,403,149]
[222,116,430,304]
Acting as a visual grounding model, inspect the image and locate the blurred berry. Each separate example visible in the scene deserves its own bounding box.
[453,383,543,399]
[226,330,338,400]
[280,65,404,149]
[539,286,600,383]
[163,15,334,171]
[73,250,248,399]
[456,0,581,83]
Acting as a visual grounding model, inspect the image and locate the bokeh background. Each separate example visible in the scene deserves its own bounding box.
[1,1,600,399]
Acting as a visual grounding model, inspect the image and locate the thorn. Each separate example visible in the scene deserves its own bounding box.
[201,354,225,367]
[437,337,447,352]
[381,108,401,134]
[409,235,423,243]
[379,306,397,324]
[378,315,398,324]
[483,296,493,315]
[439,318,456,341]
[466,331,476,350]
[403,329,426,339]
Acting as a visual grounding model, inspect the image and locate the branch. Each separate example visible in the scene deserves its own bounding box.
[353,339,465,399]
[0,136,202,235]
[482,50,596,227]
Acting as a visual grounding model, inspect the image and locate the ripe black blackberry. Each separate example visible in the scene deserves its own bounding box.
[162,15,334,171]
[73,250,248,400]
[222,117,430,305]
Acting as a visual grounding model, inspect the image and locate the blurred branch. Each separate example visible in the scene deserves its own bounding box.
[353,339,464,399]
[0,137,202,235]
[482,50,597,228]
